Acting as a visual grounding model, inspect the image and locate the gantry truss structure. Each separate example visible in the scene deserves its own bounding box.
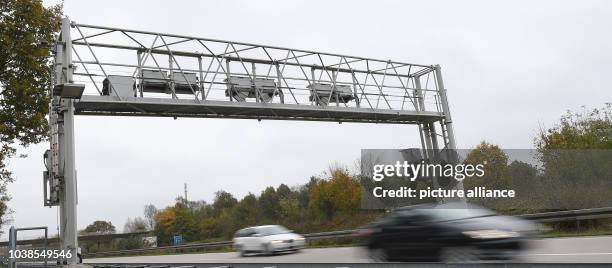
[45,18,457,264]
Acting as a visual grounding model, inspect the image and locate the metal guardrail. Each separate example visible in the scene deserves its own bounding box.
[82,207,612,258]
[0,230,152,247]
[83,230,359,258]
[519,207,612,223]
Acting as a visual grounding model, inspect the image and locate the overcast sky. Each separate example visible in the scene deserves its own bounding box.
[5,0,611,238]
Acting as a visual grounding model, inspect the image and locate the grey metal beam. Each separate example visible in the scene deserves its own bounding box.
[72,41,425,79]
[74,96,444,124]
[73,22,434,69]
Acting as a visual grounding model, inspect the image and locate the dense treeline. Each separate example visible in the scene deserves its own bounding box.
[150,168,373,245]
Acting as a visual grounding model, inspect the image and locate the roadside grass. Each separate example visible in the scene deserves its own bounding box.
[540,219,612,238]
[541,227,612,238]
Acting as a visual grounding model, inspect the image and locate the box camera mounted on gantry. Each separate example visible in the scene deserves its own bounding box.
[101,69,201,98]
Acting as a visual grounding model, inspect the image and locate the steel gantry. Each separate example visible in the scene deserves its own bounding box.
[44,18,457,264]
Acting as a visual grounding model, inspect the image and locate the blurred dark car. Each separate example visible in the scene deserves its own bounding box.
[355,203,538,262]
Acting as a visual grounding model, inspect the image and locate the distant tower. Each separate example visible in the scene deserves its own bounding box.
[184,183,188,201]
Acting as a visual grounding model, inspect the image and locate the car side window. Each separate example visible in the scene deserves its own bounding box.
[408,212,431,223]
[395,214,415,225]
[235,229,243,237]
[394,210,430,225]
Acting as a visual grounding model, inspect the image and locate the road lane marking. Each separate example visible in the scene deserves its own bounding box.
[526,252,612,256]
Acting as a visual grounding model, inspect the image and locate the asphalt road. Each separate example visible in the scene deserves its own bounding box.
[86,235,612,264]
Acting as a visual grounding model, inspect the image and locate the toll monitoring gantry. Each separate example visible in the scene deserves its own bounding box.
[45,18,457,264]
[68,22,450,125]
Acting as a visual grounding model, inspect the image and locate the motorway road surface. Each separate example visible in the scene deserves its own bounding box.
[86,236,612,264]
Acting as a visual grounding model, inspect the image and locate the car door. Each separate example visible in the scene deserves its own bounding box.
[240,228,255,251]
[247,228,264,251]
[382,212,436,260]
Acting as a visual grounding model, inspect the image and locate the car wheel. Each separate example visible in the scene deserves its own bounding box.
[264,243,274,256]
[369,247,388,262]
[439,246,478,263]
[236,245,246,257]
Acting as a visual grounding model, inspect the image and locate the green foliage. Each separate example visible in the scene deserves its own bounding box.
[149,167,365,245]
[536,103,612,150]
[124,217,148,233]
[232,193,259,226]
[212,190,237,216]
[0,0,62,232]
[83,220,116,234]
[535,104,612,210]
[308,168,362,220]
[259,186,280,220]
[463,141,511,189]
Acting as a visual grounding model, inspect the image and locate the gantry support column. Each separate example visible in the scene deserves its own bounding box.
[56,17,79,265]
[434,65,465,203]
[434,64,457,151]
[413,76,433,159]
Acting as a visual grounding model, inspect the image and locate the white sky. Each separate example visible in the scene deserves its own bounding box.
[4,0,611,239]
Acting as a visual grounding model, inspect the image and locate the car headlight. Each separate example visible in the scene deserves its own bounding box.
[295,236,305,241]
[270,240,283,244]
[462,229,520,239]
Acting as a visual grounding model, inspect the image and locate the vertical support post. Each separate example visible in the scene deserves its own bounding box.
[434,64,457,151]
[225,59,232,101]
[252,62,258,103]
[332,70,339,107]
[136,51,143,97]
[310,67,317,105]
[57,17,78,265]
[44,227,48,267]
[168,55,174,98]
[415,75,441,190]
[352,72,360,108]
[434,65,464,203]
[8,226,15,268]
[198,56,204,100]
[275,63,284,104]
[414,76,433,160]
[429,123,440,153]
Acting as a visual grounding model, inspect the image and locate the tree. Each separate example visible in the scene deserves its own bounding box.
[463,141,511,189]
[535,104,612,210]
[154,206,176,245]
[309,168,361,220]
[143,204,157,230]
[83,220,116,234]
[536,103,611,150]
[80,220,116,253]
[279,195,300,223]
[172,199,198,242]
[119,217,148,250]
[276,184,292,199]
[507,160,538,190]
[259,187,280,220]
[232,193,259,227]
[123,217,148,233]
[212,190,237,216]
[0,0,62,233]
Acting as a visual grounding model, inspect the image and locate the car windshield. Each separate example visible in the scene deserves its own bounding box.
[257,225,290,236]
[416,208,495,222]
